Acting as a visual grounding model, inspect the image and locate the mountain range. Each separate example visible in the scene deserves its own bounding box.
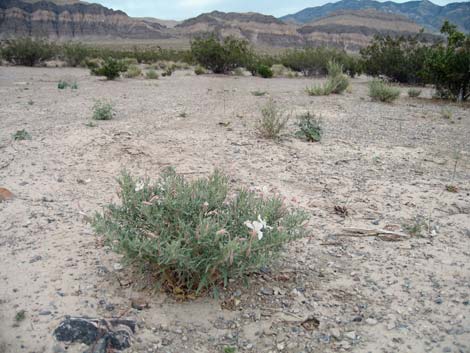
[1,0,467,51]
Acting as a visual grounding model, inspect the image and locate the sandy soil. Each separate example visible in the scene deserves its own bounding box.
[0,66,469,353]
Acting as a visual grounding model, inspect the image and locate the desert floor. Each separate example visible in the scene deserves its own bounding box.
[0,66,469,353]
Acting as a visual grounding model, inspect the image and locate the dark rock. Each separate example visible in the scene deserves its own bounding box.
[29,255,42,263]
[39,309,52,316]
[53,317,136,351]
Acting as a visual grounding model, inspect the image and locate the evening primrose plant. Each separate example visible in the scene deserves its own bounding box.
[92,168,308,295]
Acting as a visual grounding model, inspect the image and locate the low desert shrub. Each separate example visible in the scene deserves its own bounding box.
[441,107,453,119]
[91,58,128,80]
[125,64,142,78]
[1,37,56,66]
[295,113,322,142]
[251,90,267,97]
[161,65,176,77]
[256,99,289,139]
[407,88,422,98]
[13,129,32,141]
[58,80,69,89]
[62,42,89,67]
[92,100,114,120]
[194,65,206,75]
[145,69,159,79]
[92,168,308,295]
[254,64,273,78]
[368,79,400,102]
[306,61,349,96]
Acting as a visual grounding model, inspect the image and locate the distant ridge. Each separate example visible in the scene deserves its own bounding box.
[280,0,470,33]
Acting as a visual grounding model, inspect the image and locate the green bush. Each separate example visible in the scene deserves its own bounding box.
[360,34,429,84]
[422,21,470,101]
[13,129,32,141]
[254,64,273,78]
[280,47,361,77]
[256,99,289,139]
[295,113,322,142]
[1,37,56,66]
[369,79,401,102]
[306,60,349,96]
[191,35,252,74]
[62,42,89,67]
[92,168,308,295]
[58,80,69,89]
[407,88,422,98]
[145,69,159,79]
[125,64,142,78]
[92,100,114,120]
[161,65,176,77]
[92,58,128,80]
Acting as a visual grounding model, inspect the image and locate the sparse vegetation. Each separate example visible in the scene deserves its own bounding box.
[407,88,422,98]
[194,66,206,75]
[253,64,273,79]
[441,107,453,119]
[92,168,308,295]
[191,35,252,74]
[58,80,68,90]
[13,129,31,141]
[295,113,322,142]
[251,91,267,97]
[1,37,56,66]
[145,69,159,79]
[368,79,400,102]
[306,60,349,96]
[256,99,289,139]
[92,100,114,120]
[14,310,26,323]
[91,57,128,80]
[125,64,142,78]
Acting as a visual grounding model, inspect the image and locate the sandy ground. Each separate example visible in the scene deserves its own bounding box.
[0,66,469,353]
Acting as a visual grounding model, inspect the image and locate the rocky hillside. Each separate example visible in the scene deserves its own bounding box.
[298,9,439,51]
[0,0,169,39]
[281,0,470,33]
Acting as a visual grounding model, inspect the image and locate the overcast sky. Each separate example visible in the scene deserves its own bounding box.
[95,0,459,20]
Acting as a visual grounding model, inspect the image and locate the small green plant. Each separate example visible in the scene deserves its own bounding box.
[145,69,159,79]
[407,88,422,98]
[179,112,187,118]
[70,81,78,89]
[125,64,142,78]
[194,66,206,75]
[295,113,322,142]
[28,99,34,105]
[223,347,237,353]
[251,90,267,97]
[441,107,453,119]
[15,310,26,323]
[368,79,400,102]
[13,129,31,141]
[92,100,114,120]
[403,216,427,237]
[306,60,349,96]
[85,121,97,127]
[256,99,289,139]
[92,168,308,295]
[92,58,128,80]
[255,64,273,78]
[58,80,68,89]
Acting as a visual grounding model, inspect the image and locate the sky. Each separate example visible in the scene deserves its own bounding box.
[96,0,460,20]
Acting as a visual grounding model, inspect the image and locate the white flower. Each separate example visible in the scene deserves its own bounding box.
[135,180,144,192]
[244,215,272,240]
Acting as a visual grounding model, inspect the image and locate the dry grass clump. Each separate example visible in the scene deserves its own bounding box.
[256,99,289,139]
[369,79,400,102]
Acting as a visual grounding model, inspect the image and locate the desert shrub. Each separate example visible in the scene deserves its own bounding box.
[1,37,56,66]
[62,42,90,67]
[407,88,422,97]
[13,129,32,141]
[306,60,349,96]
[191,35,252,74]
[369,79,400,102]
[295,113,322,142]
[360,34,429,84]
[125,64,142,78]
[251,91,267,97]
[70,81,78,89]
[145,69,159,79]
[256,99,289,139]
[441,107,453,119]
[83,58,102,70]
[58,80,69,89]
[161,65,176,77]
[92,58,128,80]
[92,168,308,295]
[280,47,361,77]
[422,21,470,101]
[92,100,114,120]
[254,64,273,78]
[194,65,206,75]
